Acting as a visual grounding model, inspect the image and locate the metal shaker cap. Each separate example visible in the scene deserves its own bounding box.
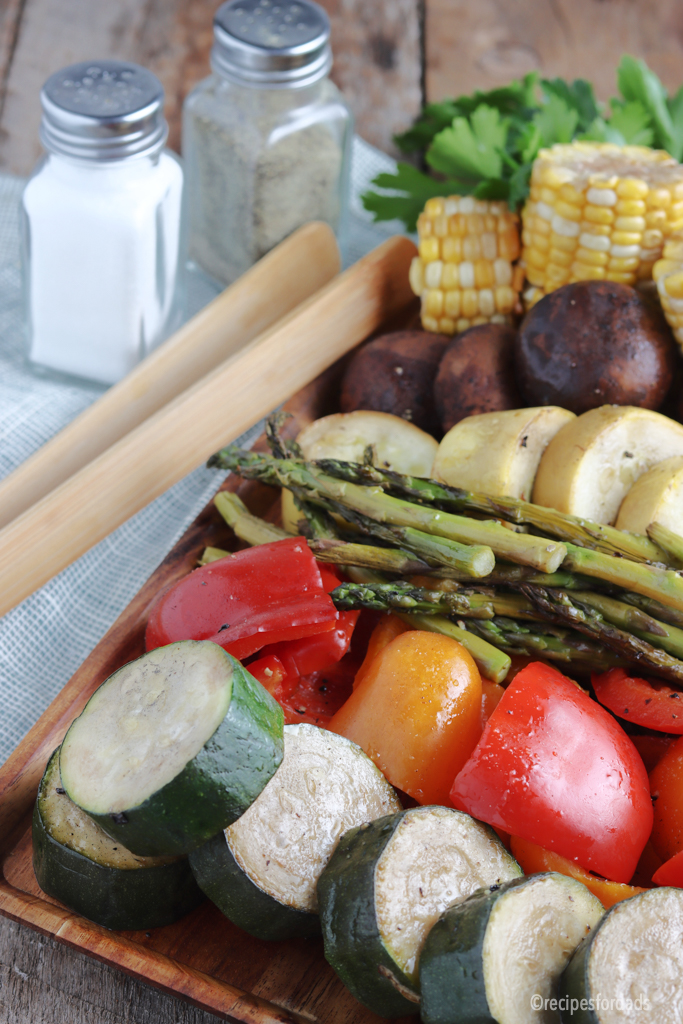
[40,61,168,161]
[211,0,332,88]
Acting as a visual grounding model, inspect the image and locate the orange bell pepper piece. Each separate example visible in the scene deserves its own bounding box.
[510,835,648,909]
[329,630,482,806]
[353,613,410,690]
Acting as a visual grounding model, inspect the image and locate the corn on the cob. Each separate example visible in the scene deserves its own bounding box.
[654,230,683,352]
[521,142,683,308]
[409,196,525,335]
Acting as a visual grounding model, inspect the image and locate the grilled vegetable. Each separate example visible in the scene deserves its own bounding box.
[616,455,683,535]
[409,197,524,335]
[433,323,522,432]
[317,806,522,1016]
[533,405,683,524]
[339,331,448,435]
[189,723,400,940]
[450,661,653,883]
[516,281,677,414]
[592,667,683,732]
[329,630,483,805]
[649,735,683,861]
[521,141,683,307]
[33,750,204,931]
[560,888,683,1023]
[60,641,284,856]
[654,229,683,352]
[433,406,575,502]
[419,873,603,1024]
[281,410,438,533]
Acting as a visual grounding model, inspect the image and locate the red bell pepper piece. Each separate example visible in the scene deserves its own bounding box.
[257,563,359,677]
[653,847,683,887]
[592,667,683,734]
[450,661,653,883]
[145,538,337,660]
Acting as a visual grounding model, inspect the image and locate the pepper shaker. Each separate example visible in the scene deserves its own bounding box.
[22,61,184,386]
[182,0,353,287]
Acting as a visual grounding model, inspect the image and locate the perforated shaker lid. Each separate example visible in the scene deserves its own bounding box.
[40,61,168,160]
[212,0,332,87]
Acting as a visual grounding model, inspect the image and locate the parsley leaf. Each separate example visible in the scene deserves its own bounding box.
[540,78,600,132]
[426,105,508,180]
[617,55,677,156]
[360,163,468,231]
[533,93,579,146]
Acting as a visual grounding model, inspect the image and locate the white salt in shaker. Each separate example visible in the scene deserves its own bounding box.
[22,61,184,385]
[182,0,353,288]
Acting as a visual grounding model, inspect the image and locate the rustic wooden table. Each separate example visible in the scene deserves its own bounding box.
[2,1,683,1020]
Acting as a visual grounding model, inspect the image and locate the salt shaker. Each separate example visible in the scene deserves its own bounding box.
[182,0,352,287]
[22,61,184,385]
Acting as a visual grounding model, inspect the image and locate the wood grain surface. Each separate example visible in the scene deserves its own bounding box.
[425,0,683,106]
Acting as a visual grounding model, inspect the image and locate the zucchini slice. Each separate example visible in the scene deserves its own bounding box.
[560,886,683,1023]
[189,723,401,940]
[33,750,204,931]
[317,805,522,1018]
[420,872,603,1024]
[60,641,284,856]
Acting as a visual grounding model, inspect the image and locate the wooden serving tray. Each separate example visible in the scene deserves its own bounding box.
[0,310,419,1024]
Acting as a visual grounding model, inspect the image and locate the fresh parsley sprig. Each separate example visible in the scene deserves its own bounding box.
[362,56,683,231]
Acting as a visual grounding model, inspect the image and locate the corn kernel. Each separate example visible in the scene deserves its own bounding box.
[479,289,495,317]
[419,237,440,262]
[539,187,558,205]
[495,286,516,313]
[481,232,498,261]
[461,289,479,318]
[612,231,642,247]
[456,318,471,332]
[474,200,490,215]
[463,235,482,261]
[532,216,551,235]
[611,243,641,259]
[493,259,512,286]
[466,213,485,236]
[608,256,639,272]
[664,240,683,260]
[606,271,637,283]
[522,229,533,248]
[433,215,449,238]
[674,183,683,201]
[424,198,445,217]
[422,315,440,332]
[616,178,648,199]
[586,187,617,206]
[555,200,583,222]
[424,260,443,288]
[663,271,683,299]
[417,214,432,236]
[559,183,585,205]
[546,263,570,283]
[441,263,459,289]
[424,288,444,316]
[490,314,508,324]
[576,247,608,267]
[448,213,466,237]
[459,261,475,289]
[550,232,577,253]
[615,199,646,216]
[551,214,580,237]
[444,198,459,216]
[549,247,573,267]
[474,260,496,289]
[408,257,424,294]
[647,188,672,209]
[642,229,663,249]
[442,236,462,262]
[646,209,667,229]
[579,221,611,237]
[571,262,606,280]
[483,214,497,232]
[614,216,646,233]
[579,232,610,252]
[584,205,615,225]
[444,289,461,318]
[538,165,572,188]
[438,317,456,335]
[527,248,548,270]
[531,232,550,252]
[459,197,475,214]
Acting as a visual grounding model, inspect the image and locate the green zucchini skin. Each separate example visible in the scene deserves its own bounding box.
[419,883,507,1024]
[559,930,600,1024]
[32,761,204,932]
[317,814,420,1019]
[70,651,284,857]
[189,831,319,941]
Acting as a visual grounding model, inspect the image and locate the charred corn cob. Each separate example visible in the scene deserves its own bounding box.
[654,230,683,352]
[522,142,683,308]
[409,196,524,335]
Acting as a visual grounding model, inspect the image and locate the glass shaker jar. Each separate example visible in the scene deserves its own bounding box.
[183,0,352,287]
[22,61,184,386]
